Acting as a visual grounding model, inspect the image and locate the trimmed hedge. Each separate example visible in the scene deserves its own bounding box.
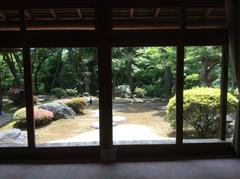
[166,87,238,138]
[64,97,87,114]
[13,107,54,129]
[51,88,67,98]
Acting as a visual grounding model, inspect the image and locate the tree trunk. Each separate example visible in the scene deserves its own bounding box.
[199,60,218,87]
[33,57,47,93]
[50,50,63,89]
[13,53,24,80]
[126,59,134,97]
[164,65,173,99]
[2,52,23,87]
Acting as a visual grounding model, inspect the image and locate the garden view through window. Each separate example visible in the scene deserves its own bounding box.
[182,46,237,142]
[0,46,237,147]
[0,48,28,147]
[33,48,99,147]
[112,47,177,145]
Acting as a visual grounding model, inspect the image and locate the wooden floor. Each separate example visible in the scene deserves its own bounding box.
[0,158,239,179]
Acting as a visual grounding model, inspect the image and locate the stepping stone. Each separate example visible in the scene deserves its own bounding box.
[113,116,127,122]
[90,122,117,129]
[90,110,99,118]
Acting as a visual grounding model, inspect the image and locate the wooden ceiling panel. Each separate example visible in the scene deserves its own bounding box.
[0,5,226,30]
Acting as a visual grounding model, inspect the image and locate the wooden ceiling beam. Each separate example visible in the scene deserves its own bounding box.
[130,8,134,18]
[49,9,57,19]
[155,8,160,18]
[0,0,95,9]
[0,0,225,9]
[110,0,225,8]
[76,8,83,19]
[24,10,32,20]
[0,10,6,20]
[205,8,213,18]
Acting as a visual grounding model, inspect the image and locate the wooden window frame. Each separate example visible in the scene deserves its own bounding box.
[0,0,234,161]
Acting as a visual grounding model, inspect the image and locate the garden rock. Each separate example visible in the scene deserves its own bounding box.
[39,102,76,119]
[227,113,236,122]
[37,95,52,102]
[0,128,27,145]
[133,98,144,103]
[115,85,131,97]
[0,112,14,127]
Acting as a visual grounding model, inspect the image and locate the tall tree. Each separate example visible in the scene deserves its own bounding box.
[0,49,24,88]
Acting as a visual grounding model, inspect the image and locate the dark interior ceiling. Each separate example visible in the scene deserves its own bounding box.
[0,0,226,30]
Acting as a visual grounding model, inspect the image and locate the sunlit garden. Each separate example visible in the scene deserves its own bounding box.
[0,46,238,146]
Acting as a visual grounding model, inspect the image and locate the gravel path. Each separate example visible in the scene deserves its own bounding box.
[49,124,174,144]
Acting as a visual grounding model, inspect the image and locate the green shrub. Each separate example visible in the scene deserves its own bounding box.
[51,88,67,98]
[66,88,78,96]
[166,87,238,138]
[64,97,87,114]
[231,88,239,99]
[134,87,147,98]
[13,107,54,129]
[184,74,201,89]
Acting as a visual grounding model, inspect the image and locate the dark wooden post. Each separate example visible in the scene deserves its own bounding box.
[20,9,35,148]
[0,73,2,115]
[219,45,228,140]
[176,7,185,145]
[23,47,35,148]
[96,1,115,161]
[176,44,184,145]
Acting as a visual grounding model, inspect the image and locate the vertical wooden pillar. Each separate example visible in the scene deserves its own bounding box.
[176,7,185,145]
[20,9,35,148]
[227,0,240,155]
[176,44,184,144]
[98,45,112,148]
[219,45,228,140]
[23,47,35,148]
[96,1,115,160]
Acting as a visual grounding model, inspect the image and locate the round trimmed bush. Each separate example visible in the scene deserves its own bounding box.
[64,97,87,114]
[51,88,67,99]
[166,87,238,138]
[13,107,54,129]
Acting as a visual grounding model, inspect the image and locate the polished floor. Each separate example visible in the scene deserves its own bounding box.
[0,158,239,179]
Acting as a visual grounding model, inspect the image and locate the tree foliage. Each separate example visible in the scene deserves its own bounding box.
[0,46,233,102]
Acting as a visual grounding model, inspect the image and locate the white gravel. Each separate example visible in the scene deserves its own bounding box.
[49,124,172,143]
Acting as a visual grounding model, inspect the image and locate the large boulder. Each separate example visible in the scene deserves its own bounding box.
[115,85,131,97]
[0,112,14,127]
[0,128,27,145]
[39,102,76,119]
